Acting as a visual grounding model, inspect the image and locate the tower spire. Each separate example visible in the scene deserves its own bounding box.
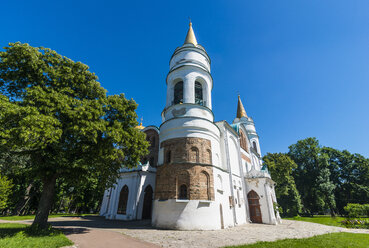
[236,95,248,118]
[184,21,198,46]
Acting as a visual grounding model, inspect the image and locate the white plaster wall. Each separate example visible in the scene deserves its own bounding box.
[135,172,156,220]
[163,104,213,123]
[228,136,240,176]
[213,168,236,228]
[169,46,210,72]
[246,178,277,225]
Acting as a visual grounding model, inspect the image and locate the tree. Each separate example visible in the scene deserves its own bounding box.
[0,42,148,228]
[0,173,13,211]
[322,147,369,214]
[288,138,336,216]
[263,153,302,217]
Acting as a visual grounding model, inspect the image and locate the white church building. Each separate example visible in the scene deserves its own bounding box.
[100,22,281,230]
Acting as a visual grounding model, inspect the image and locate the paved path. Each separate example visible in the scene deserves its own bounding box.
[0,217,159,248]
[1,216,369,248]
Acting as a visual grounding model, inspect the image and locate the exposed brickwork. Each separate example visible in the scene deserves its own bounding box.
[160,137,212,164]
[241,153,251,163]
[155,137,214,201]
[141,129,159,166]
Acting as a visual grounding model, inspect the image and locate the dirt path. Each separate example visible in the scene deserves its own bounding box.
[1,217,368,248]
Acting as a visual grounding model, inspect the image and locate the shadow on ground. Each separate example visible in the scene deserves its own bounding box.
[49,216,154,230]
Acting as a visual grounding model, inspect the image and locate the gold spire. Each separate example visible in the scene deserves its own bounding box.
[184,21,198,46]
[236,95,248,118]
[136,117,145,130]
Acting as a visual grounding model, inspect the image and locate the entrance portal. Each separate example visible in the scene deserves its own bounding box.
[142,185,153,219]
[247,190,262,223]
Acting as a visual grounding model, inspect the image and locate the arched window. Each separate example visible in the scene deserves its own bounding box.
[179,184,188,199]
[165,150,171,164]
[149,157,154,166]
[253,141,258,153]
[195,81,203,105]
[117,185,129,215]
[189,147,199,163]
[200,171,211,200]
[173,81,183,105]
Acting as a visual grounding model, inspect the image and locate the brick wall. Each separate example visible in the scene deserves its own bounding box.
[155,137,214,201]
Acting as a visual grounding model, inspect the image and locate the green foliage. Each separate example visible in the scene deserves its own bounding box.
[224,232,369,248]
[322,147,369,214]
[0,223,72,248]
[341,219,369,229]
[263,153,302,217]
[0,42,148,225]
[0,173,13,210]
[288,138,336,215]
[344,203,369,218]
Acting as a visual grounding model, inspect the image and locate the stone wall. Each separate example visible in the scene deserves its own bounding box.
[155,137,214,201]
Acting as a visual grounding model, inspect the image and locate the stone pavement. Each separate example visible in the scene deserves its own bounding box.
[1,216,369,248]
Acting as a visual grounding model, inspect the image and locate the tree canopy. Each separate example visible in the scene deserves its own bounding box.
[0,42,148,227]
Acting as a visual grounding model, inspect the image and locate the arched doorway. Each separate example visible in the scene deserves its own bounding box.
[142,185,153,219]
[247,190,262,223]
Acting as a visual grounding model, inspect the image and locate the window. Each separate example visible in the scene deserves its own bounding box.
[195,81,203,105]
[166,150,171,164]
[150,137,155,147]
[117,185,129,215]
[179,184,188,199]
[206,149,212,164]
[149,157,154,166]
[200,171,211,200]
[190,147,199,163]
[174,81,183,105]
[253,141,258,153]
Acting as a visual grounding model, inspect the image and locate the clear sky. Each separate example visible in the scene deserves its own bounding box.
[1,0,368,157]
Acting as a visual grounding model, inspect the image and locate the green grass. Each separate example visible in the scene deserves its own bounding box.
[284,215,369,228]
[0,213,97,221]
[0,223,72,248]
[224,232,369,248]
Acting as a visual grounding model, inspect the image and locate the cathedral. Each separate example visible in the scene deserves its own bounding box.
[99,22,281,230]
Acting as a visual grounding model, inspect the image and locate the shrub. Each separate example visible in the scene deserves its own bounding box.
[344,203,369,218]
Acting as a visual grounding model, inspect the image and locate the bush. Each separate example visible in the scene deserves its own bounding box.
[344,203,369,218]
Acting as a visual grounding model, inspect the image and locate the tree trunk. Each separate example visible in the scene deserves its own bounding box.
[32,175,57,229]
[12,183,33,216]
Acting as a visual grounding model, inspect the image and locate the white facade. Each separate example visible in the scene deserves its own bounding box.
[100,23,281,230]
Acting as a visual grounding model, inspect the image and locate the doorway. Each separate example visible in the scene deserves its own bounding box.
[247,190,262,223]
[142,185,153,219]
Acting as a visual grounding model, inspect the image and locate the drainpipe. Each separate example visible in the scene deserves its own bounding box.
[224,125,237,226]
[236,137,251,223]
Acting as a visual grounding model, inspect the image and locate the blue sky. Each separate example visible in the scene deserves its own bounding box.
[1,0,368,157]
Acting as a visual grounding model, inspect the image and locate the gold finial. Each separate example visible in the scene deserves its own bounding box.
[136,117,145,130]
[237,95,248,118]
[184,20,198,46]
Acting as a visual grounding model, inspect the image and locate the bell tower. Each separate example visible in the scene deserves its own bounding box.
[162,22,213,123]
[153,22,222,230]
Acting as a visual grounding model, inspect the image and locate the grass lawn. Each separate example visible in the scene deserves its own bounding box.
[0,213,98,221]
[284,215,369,228]
[224,232,369,248]
[0,223,72,248]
